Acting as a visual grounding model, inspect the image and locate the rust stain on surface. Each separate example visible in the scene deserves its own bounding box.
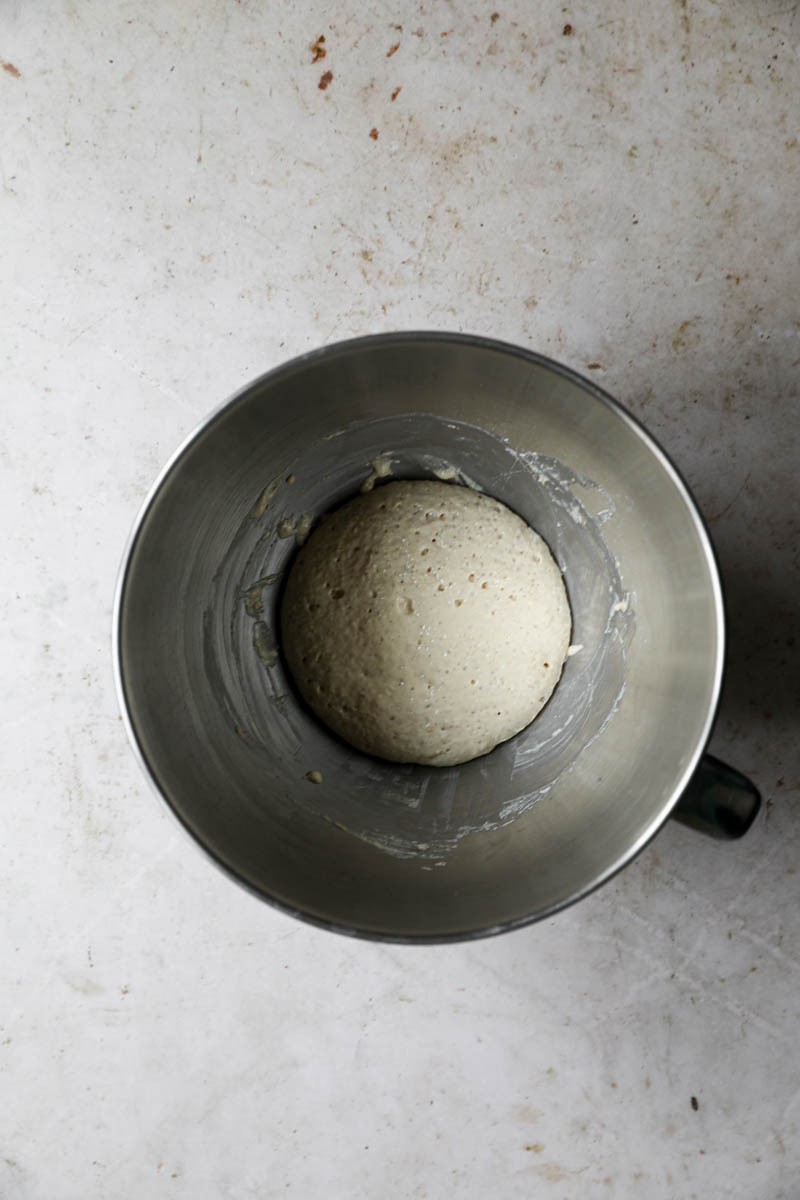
[386,42,400,57]
[536,1162,571,1182]
[672,316,701,351]
[369,127,379,139]
[2,61,21,76]
[318,69,333,90]
[310,35,326,62]
[562,23,574,36]
[391,85,402,101]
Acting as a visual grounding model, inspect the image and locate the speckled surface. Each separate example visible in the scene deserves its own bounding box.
[2,1,798,1197]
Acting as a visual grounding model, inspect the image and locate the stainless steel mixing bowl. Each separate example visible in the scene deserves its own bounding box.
[113,333,759,941]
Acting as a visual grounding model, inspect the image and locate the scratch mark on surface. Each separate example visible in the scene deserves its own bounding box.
[705,472,751,525]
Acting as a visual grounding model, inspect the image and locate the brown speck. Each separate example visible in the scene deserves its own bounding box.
[671,316,700,352]
[524,296,538,309]
[310,35,326,62]
[391,85,402,101]
[691,1096,699,1111]
[386,42,400,57]
[369,127,379,139]
[525,1143,544,1152]
[318,70,333,90]
[490,11,500,21]
[586,362,604,370]
[562,23,573,36]
[2,61,21,77]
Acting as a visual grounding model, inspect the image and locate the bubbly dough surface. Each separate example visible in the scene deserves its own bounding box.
[280,480,571,766]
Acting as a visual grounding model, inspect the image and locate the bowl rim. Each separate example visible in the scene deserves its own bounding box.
[112,330,726,944]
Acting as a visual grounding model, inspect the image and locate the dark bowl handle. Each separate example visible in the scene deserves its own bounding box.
[672,753,761,839]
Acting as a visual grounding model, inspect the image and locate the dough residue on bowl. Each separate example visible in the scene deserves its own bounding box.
[280,479,571,767]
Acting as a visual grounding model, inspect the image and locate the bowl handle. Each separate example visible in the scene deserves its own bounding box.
[672,753,761,839]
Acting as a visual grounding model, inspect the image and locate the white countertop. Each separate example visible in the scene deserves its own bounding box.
[3,1,798,1196]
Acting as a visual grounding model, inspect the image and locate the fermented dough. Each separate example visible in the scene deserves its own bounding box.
[280,480,571,766]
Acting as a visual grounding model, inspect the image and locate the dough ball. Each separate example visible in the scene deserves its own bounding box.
[280,479,571,767]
